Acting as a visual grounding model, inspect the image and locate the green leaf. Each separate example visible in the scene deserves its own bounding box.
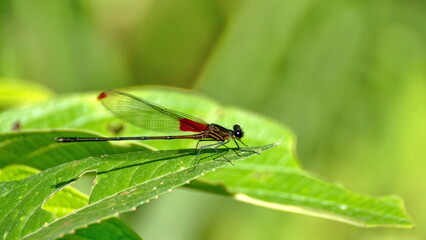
[0,80,54,109]
[59,217,141,240]
[0,130,149,169]
[0,87,414,231]
[0,162,142,240]
[0,137,271,239]
[196,170,412,228]
[0,164,40,181]
[0,164,88,218]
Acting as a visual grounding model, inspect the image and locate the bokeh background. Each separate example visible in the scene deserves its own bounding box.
[1,0,425,239]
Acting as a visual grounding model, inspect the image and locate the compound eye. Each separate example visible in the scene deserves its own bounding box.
[233,124,244,138]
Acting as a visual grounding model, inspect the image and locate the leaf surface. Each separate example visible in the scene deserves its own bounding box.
[0,136,271,239]
[0,87,414,234]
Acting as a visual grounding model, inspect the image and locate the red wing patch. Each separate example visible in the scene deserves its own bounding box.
[97,91,108,100]
[179,118,209,132]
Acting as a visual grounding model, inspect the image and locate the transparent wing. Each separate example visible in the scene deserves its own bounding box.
[98,90,209,132]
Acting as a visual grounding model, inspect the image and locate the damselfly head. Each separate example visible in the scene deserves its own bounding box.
[233,124,244,139]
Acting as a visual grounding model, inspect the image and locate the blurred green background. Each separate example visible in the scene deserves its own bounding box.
[1,0,425,239]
